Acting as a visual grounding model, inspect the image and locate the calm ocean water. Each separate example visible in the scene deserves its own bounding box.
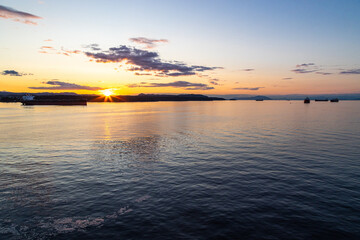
[0,100,360,239]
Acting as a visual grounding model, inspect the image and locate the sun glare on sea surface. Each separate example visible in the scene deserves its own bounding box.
[102,89,114,97]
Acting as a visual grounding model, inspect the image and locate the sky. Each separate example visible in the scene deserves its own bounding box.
[1,0,360,95]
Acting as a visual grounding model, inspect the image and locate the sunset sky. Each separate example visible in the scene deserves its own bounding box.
[1,0,360,95]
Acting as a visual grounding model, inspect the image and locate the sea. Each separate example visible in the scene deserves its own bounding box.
[0,100,359,240]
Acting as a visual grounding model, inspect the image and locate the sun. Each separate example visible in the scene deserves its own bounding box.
[101,89,114,97]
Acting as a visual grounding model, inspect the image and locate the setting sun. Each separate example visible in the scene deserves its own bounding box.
[101,89,114,97]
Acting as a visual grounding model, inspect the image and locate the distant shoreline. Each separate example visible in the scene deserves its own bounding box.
[1,92,360,103]
[0,94,225,103]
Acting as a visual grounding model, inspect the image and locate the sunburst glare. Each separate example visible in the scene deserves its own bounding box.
[101,89,114,97]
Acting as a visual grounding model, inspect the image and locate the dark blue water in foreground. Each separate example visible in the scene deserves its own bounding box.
[1,101,360,239]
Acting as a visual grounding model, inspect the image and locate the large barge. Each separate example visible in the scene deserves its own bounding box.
[21,95,87,106]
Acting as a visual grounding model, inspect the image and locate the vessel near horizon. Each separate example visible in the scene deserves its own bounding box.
[21,95,87,106]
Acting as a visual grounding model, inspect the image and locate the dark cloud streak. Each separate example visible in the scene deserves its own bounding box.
[292,63,318,74]
[296,63,315,68]
[316,72,332,75]
[1,70,32,76]
[292,69,316,74]
[339,69,360,74]
[0,5,42,25]
[233,87,264,91]
[1,70,22,76]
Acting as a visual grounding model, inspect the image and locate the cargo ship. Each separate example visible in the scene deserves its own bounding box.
[21,95,87,106]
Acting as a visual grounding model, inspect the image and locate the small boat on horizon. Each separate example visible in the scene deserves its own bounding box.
[330,98,339,102]
[21,95,87,106]
[304,97,310,104]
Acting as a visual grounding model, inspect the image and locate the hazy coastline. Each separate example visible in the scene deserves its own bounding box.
[1,91,360,103]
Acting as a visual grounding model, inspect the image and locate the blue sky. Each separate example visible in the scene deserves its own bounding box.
[1,0,360,94]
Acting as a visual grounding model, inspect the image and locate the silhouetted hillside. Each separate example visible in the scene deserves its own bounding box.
[0,92,224,103]
[88,94,225,102]
[231,95,272,100]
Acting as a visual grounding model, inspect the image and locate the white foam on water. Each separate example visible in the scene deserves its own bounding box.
[106,213,118,219]
[118,206,130,215]
[1,194,151,239]
[135,195,151,203]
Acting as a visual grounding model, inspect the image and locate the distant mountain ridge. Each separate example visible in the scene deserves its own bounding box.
[230,95,272,100]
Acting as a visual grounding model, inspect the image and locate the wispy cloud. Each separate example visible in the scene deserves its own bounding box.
[59,48,81,56]
[0,5,42,25]
[197,74,221,85]
[292,69,317,73]
[316,72,332,75]
[292,63,318,74]
[209,80,219,85]
[83,44,101,51]
[1,70,32,76]
[40,46,54,50]
[135,72,151,76]
[296,63,315,68]
[38,45,81,56]
[29,81,103,90]
[233,87,264,91]
[129,37,168,49]
[339,69,360,74]
[127,81,214,90]
[242,68,254,71]
[44,39,52,42]
[84,45,222,77]
[38,45,55,54]
[282,77,293,80]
